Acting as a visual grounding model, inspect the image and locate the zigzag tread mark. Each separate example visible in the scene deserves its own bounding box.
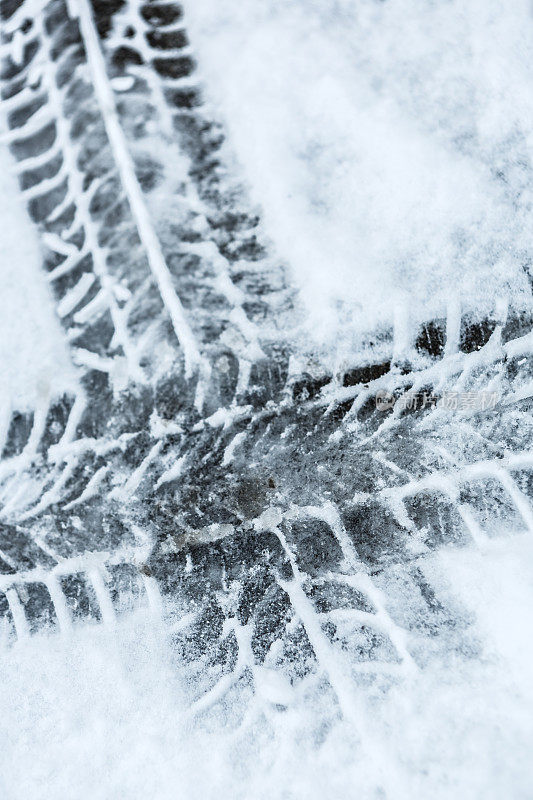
[1,0,533,743]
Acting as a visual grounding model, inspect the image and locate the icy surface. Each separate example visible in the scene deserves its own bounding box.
[183,0,533,351]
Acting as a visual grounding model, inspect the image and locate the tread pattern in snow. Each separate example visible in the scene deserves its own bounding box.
[1,0,533,727]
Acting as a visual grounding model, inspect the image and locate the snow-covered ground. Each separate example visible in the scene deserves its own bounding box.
[1,1,533,797]
[0,536,532,799]
[184,0,533,352]
[0,147,75,412]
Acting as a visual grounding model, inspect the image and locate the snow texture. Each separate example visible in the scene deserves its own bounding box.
[0,536,532,799]
[184,0,533,354]
[1,0,533,798]
[0,145,75,408]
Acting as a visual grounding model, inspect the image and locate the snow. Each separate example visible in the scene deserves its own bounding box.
[183,0,533,353]
[74,0,203,378]
[0,146,75,410]
[1,1,533,797]
[0,537,532,799]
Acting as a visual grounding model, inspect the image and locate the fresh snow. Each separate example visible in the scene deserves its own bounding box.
[183,0,533,353]
[0,146,75,410]
[0,537,532,799]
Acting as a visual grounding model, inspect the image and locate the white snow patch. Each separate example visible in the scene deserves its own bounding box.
[0,536,532,798]
[0,145,75,409]
[183,0,533,356]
